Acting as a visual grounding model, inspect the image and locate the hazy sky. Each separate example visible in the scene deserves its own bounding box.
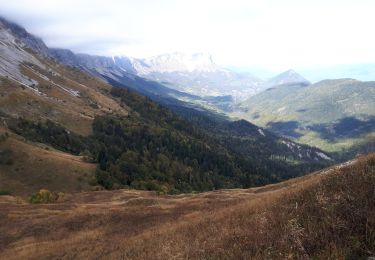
[1,0,375,72]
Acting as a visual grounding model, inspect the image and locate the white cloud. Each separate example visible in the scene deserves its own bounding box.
[0,0,374,71]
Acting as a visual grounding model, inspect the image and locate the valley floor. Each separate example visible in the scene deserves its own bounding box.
[0,154,374,259]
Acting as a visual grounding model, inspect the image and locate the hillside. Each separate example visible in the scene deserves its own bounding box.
[234,79,375,156]
[0,128,96,196]
[0,18,128,135]
[4,86,331,194]
[0,153,373,259]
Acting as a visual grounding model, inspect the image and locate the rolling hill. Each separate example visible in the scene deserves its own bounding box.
[234,79,375,157]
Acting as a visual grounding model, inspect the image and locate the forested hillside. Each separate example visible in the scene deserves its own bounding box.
[8,86,331,193]
[235,79,375,157]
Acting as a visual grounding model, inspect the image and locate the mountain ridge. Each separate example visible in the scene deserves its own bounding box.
[48,49,265,100]
[133,52,220,74]
[234,78,375,156]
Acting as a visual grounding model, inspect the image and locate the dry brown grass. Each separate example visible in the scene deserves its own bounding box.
[0,129,96,197]
[1,154,373,259]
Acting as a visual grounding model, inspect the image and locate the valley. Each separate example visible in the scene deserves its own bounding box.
[47,40,375,158]
[0,10,374,260]
[0,17,334,196]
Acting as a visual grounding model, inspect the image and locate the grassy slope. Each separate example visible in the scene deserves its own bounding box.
[0,52,131,197]
[0,128,96,196]
[0,58,128,136]
[233,79,375,153]
[0,153,373,259]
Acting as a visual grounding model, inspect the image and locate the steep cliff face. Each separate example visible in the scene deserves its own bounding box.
[0,19,45,86]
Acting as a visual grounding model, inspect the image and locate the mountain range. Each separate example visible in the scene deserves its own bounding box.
[49,49,264,101]
[49,49,313,102]
[1,16,374,161]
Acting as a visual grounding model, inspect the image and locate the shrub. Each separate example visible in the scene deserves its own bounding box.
[28,189,65,204]
[0,189,11,196]
[95,169,114,189]
[0,132,9,142]
[0,149,13,165]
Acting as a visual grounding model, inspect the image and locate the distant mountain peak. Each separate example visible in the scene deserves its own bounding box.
[276,69,306,79]
[283,69,298,75]
[266,69,310,87]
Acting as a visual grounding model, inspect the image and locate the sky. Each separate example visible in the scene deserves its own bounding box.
[1,0,375,75]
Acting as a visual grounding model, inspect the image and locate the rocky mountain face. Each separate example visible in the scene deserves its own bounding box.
[133,52,220,74]
[0,18,46,87]
[48,50,264,101]
[0,17,49,56]
[134,53,264,101]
